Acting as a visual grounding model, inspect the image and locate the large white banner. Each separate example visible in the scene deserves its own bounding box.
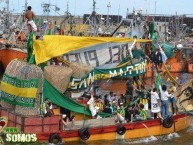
[62,42,134,67]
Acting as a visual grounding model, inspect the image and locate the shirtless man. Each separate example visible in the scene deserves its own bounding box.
[25,6,37,31]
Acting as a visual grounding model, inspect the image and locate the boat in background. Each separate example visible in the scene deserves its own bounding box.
[0,48,27,67]
[0,39,27,72]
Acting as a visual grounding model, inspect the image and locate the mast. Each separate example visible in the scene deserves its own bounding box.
[6,0,9,12]
[92,0,97,35]
[5,0,9,28]
[107,2,111,27]
[154,0,156,14]
[66,1,69,15]
[90,0,97,36]
[25,0,28,11]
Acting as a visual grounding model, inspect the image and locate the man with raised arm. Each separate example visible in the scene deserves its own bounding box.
[25,6,37,31]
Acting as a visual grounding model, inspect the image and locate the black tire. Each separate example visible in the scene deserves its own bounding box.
[116,125,126,135]
[49,133,62,144]
[162,116,174,128]
[78,128,90,141]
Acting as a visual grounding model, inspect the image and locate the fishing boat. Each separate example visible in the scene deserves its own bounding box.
[0,35,193,144]
[0,46,27,70]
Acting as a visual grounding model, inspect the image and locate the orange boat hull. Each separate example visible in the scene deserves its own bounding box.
[0,108,191,143]
[0,48,27,68]
[188,64,193,73]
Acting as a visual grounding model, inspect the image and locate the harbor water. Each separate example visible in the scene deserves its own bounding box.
[3,119,193,145]
[67,119,193,145]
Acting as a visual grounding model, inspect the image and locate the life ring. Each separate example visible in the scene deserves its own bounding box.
[49,133,62,144]
[116,125,126,135]
[162,116,174,128]
[78,128,90,141]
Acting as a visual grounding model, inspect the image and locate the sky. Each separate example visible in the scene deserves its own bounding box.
[1,0,193,17]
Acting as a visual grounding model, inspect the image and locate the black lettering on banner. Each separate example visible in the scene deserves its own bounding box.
[63,54,70,61]
[88,50,99,66]
[112,45,120,63]
[67,53,80,62]
[84,52,90,65]
[78,53,83,63]
[105,47,112,64]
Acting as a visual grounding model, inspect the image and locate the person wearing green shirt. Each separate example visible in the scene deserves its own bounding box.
[136,104,148,120]
[114,102,126,123]
[26,23,36,64]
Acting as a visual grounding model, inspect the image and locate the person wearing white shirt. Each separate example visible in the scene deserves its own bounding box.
[159,84,172,119]
[107,92,114,102]
[87,95,99,118]
[168,82,177,115]
[151,88,161,119]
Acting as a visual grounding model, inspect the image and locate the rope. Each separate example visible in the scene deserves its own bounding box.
[162,62,181,86]
[56,57,70,66]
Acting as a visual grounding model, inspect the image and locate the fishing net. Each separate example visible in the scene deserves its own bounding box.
[1,59,43,115]
[44,65,73,93]
[69,62,93,78]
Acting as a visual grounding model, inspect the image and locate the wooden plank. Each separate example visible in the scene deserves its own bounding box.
[64,116,117,130]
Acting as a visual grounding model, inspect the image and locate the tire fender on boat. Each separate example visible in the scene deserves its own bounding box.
[78,127,90,141]
[162,116,174,128]
[49,133,62,144]
[116,125,126,135]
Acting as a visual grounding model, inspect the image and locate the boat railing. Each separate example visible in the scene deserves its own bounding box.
[0,106,62,134]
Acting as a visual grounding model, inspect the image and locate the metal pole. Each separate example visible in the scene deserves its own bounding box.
[155,0,156,14]
[6,0,9,12]
[25,0,28,11]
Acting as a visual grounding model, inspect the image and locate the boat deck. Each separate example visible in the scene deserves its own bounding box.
[64,116,117,130]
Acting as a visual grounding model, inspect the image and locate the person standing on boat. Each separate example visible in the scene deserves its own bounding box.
[25,6,37,31]
[41,99,52,117]
[152,47,163,72]
[125,78,134,99]
[168,82,177,115]
[159,84,172,119]
[87,95,99,118]
[150,88,161,119]
[26,23,35,63]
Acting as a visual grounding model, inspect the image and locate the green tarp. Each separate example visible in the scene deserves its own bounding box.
[152,43,175,58]
[43,79,91,116]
